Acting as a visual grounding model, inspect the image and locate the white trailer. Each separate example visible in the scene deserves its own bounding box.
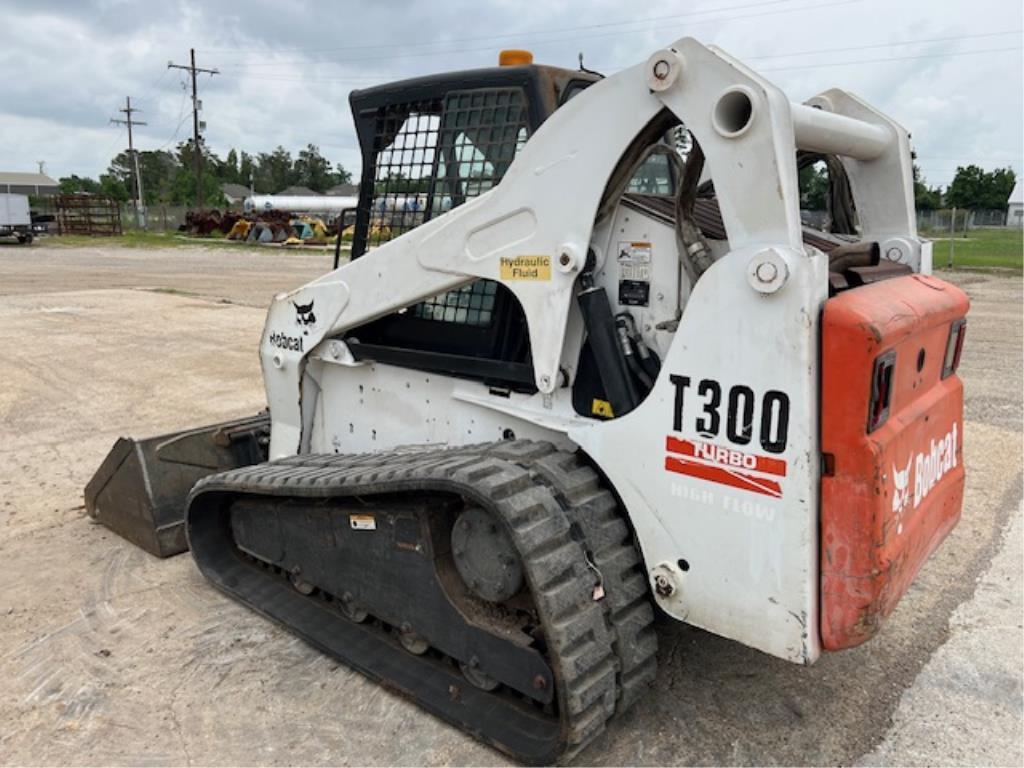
[244,195,359,217]
[0,193,32,244]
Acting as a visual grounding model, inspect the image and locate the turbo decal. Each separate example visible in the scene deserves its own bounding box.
[664,436,787,499]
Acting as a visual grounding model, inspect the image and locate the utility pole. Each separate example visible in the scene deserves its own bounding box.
[110,96,148,228]
[36,160,45,175]
[948,206,956,268]
[168,49,218,209]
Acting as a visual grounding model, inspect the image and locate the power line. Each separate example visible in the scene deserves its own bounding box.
[204,0,814,56]
[110,96,147,226]
[168,49,219,208]
[217,0,858,68]
[744,29,1022,61]
[214,26,1020,85]
[155,82,192,151]
[214,43,1021,87]
[133,67,171,105]
[761,44,1021,72]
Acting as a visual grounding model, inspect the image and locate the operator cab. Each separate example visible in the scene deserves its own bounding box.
[344,54,599,391]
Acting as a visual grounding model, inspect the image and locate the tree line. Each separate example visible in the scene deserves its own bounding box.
[57,140,352,207]
[58,140,1015,213]
[799,161,1016,212]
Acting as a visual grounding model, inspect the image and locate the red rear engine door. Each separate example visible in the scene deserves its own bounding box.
[821,274,969,651]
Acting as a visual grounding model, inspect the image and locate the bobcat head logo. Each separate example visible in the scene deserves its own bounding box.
[892,457,913,522]
[293,300,316,334]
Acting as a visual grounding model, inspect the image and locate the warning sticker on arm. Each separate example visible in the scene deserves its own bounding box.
[617,242,652,306]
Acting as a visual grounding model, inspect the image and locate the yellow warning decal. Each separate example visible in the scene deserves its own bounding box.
[591,398,614,418]
[500,255,551,281]
[349,514,376,531]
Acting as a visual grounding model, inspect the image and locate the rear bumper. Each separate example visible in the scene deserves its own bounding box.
[820,275,969,650]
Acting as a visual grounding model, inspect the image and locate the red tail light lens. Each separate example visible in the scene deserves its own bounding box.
[867,350,896,433]
[942,319,966,379]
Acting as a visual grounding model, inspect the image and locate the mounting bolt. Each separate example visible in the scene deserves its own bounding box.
[327,340,346,360]
[646,48,684,92]
[555,242,582,273]
[746,248,789,295]
[755,261,778,283]
[533,674,547,690]
[654,573,674,597]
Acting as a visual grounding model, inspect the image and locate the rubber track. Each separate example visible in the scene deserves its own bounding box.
[478,441,658,713]
[187,441,625,762]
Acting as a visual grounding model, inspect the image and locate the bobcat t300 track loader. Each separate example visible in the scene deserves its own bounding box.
[85,39,969,763]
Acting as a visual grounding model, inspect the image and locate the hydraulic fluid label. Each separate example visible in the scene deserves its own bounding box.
[500,255,551,281]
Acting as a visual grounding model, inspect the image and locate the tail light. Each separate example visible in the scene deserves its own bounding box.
[867,350,896,433]
[942,318,967,379]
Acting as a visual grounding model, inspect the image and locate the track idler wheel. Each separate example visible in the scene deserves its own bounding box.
[451,506,524,602]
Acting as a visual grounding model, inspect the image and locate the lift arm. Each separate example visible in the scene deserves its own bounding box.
[259,37,917,458]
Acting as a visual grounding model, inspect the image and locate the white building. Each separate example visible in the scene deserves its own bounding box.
[1008,181,1023,228]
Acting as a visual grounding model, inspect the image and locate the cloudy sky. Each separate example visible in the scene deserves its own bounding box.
[0,0,1020,191]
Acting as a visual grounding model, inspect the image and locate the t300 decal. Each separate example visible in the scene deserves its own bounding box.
[669,375,790,453]
[666,375,791,498]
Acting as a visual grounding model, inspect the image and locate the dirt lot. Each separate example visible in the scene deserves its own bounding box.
[1,243,1021,766]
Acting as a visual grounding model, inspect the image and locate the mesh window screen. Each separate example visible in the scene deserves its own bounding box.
[369,99,444,248]
[366,88,530,328]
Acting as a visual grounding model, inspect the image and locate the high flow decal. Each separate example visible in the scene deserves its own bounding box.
[665,375,791,499]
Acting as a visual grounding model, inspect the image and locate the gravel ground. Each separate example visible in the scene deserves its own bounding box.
[0,243,1020,766]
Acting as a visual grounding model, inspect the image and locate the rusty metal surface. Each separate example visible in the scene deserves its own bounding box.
[56,194,122,236]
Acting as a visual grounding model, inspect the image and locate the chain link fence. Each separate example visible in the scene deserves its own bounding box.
[800,208,1013,236]
[119,204,200,233]
[917,208,1009,234]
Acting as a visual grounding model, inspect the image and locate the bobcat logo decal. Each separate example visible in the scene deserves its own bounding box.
[293,300,316,334]
[892,457,913,531]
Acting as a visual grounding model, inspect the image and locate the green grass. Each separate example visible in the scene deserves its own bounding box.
[45,230,348,254]
[48,231,243,249]
[926,226,1023,270]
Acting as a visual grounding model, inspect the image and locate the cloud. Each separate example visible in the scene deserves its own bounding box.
[0,0,1019,189]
